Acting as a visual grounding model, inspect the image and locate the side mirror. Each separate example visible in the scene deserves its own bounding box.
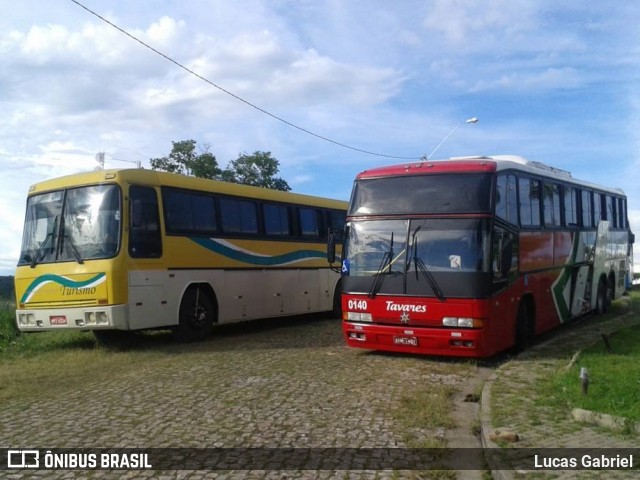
[630,232,635,244]
[327,231,336,264]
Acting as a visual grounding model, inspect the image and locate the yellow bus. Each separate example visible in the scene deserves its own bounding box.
[15,169,347,341]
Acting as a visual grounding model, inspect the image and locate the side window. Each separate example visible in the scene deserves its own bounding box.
[129,186,162,258]
[299,208,319,237]
[618,198,626,229]
[492,226,518,282]
[163,189,217,234]
[602,195,616,228]
[543,182,561,227]
[581,190,593,227]
[329,209,346,232]
[519,177,541,227]
[563,186,578,227]
[593,192,603,225]
[220,198,258,234]
[496,174,518,225]
[263,204,290,236]
[606,196,616,229]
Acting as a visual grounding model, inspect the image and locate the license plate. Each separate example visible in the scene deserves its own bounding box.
[393,335,418,346]
[50,315,67,325]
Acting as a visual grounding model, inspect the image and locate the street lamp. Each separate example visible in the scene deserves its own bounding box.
[425,117,479,160]
[95,152,142,169]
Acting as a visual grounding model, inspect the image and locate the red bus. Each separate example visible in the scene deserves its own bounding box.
[328,155,634,357]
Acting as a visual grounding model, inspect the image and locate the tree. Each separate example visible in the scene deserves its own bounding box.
[150,140,221,180]
[222,151,291,191]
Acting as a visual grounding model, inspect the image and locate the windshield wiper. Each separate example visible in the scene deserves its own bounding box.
[30,216,58,268]
[61,233,84,264]
[368,232,394,298]
[410,227,446,302]
[58,215,84,264]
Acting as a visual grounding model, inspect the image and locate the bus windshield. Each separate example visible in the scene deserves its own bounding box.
[349,173,493,216]
[346,218,490,278]
[19,184,121,266]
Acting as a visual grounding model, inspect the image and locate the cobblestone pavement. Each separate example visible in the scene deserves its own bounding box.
[1,315,488,480]
[481,302,640,480]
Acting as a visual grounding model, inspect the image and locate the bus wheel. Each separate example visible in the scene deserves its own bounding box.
[332,280,342,319]
[174,286,216,342]
[595,277,609,315]
[93,329,129,346]
[513,300,533,353]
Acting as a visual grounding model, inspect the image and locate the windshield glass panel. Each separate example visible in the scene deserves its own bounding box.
[345,218,489,276]
[407,219,490,273]
[349,173,493,216]
[346,220,408,277]
[19,185,121,266]
[19,191,64,266]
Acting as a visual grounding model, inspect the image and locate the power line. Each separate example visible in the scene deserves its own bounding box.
[68,0,420,160]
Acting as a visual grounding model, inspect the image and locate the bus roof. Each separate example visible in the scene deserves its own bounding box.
[356,155,625,196]
[27,168,348,210]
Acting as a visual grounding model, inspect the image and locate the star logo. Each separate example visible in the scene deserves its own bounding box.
[400,312,410,324]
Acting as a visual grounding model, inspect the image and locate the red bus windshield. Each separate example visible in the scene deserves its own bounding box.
[348,173,493,216]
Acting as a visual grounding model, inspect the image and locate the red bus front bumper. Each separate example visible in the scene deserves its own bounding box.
[342,321,489,358]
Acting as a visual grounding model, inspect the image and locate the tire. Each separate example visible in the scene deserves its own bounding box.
[595,277,608,315]
[513,301,533,353]
[93,330,130,348]
[332,280,343,319]
[174,286,216,342]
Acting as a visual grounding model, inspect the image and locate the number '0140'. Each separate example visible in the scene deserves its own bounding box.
[347,299,368,310]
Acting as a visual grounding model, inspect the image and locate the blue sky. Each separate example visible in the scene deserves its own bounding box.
[1,0,638,275]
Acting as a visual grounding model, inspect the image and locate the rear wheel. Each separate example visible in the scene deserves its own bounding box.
[595,277,609,315]
[174,286,216,342]
[513,300,534,353]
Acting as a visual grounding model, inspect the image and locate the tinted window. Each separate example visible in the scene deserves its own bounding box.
[543,182,561,227]
[263,204,290,236]
[563,186,578,227]
[618,198,626,229]
[593,192,603,224]
[129,186,162,258]
[329,209,346,232]
[581,190,593,227]
[164,189,217,234]
[299,208,319,236]
[496,174,518,225]
[606,196,616,228]
[519,177,541,227]
[220,198,257,234]
[349,173,493,216]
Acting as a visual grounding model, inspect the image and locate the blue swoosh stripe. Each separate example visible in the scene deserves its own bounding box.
[190,238,324,266]
[21,273,106,303]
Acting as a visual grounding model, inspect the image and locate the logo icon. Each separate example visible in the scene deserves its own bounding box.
[400,312,410,324]
[7,450,40,469]
[341,259,350,275]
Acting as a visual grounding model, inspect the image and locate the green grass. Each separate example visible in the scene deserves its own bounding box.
[0,303,97,360]
[539,289,640,422]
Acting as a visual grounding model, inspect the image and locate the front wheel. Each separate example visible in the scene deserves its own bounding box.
[332,280,342,319]
[174,286,216,342]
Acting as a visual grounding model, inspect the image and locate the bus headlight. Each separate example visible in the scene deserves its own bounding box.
[442,317,483,328]
[18,314,36,326]
[85,312,97,325]
[346,312,373,322]
[96,311,109,324]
